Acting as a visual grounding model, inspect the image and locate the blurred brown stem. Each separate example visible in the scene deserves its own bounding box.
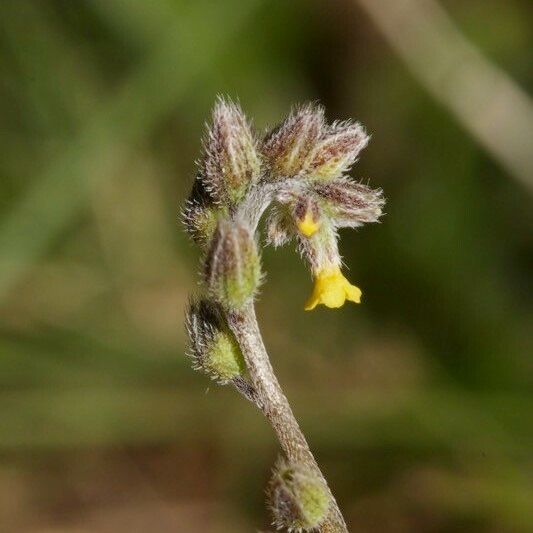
[228,304,348,532]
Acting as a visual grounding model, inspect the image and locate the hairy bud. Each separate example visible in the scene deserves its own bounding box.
[315,177,384,228]
[305,121,369,181]
[263,106,369,184]
[203,219,262,309]
[267,459,329,532]
[263,104,324,179]
[265,207,294,248]
[182,202,219,246]
[185,299,246,383]
[182,177,223,246]
[200,97,260,205]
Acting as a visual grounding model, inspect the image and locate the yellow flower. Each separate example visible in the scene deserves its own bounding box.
[297,211,320,237]
[304,266,362,310]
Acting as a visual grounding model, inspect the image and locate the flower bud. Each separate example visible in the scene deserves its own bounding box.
[305,121,369,181]
[185,299,245,383]
[203,219,262,309]
[182,200,220,247]
[265,207,294,248]
[267,459,329,532]
[314,177,384,228]
[200,97,260,205]
[182,176,223,246]
[263,104,324,179]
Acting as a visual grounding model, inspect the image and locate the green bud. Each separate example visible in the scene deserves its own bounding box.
[182,201,220,246]
[183,176,230,247]
[267,459,329,532]
[200,97,261,206]
[314,177,384,229]
[185,299,246,383]
[262,104,370,183]
[203,219,262,309]
[262,103,324,179]
[304,121,369,181]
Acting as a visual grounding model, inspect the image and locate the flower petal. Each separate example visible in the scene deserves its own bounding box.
[297,211,320,237]
[304,266,362,310]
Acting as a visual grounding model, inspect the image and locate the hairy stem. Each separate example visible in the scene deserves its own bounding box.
[227,303,348,532]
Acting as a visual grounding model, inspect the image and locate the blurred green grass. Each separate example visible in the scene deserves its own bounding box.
[0,1,531,531]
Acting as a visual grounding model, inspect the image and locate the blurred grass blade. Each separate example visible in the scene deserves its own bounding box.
[356,0,533,193]
[0,0,261,301]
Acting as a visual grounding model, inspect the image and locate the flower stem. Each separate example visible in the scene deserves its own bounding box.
[227,303,348,532]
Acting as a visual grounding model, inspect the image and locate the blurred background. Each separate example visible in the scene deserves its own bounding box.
[0,0,532,531]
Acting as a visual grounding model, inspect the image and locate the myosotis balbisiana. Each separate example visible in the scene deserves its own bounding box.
[183,98,384,532]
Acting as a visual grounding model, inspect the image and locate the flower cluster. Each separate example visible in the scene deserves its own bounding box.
[263,104,384,309]
[183,97,384,313]
[182,98,385,531]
